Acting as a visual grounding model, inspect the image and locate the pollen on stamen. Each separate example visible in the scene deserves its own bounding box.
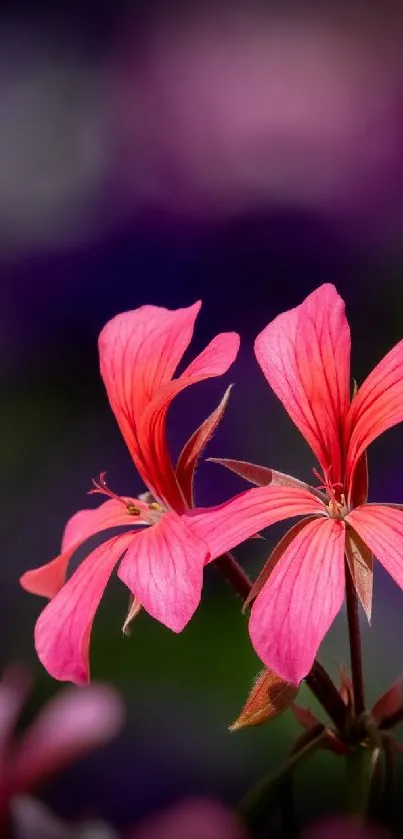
[126,502,140,516]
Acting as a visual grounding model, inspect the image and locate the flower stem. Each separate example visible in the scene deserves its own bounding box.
[214,552,346,727]
[345,558,365,716]
[213,551,252,601]
[305,660,347,730]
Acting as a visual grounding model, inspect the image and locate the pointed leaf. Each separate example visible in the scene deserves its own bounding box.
[345,526,373,622]
[229,669,298,731]
[208,458,323,497]
[176,386,233,507]
[372,677,403,725]
[122,595,142,636]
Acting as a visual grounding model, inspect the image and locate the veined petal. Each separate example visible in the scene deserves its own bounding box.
[98,302,201,502]
[346,504,403,592]
[176,386,233,507]
[20,499,143,599]
[138,332,240,511]
[118,512,208,632]
[34,532,135,684]
[254,284,350,482]
[244,517,317,609]
[346,339,403,486]
[185,484,324,560]
[11,684,124,794]
[249,517,346,684]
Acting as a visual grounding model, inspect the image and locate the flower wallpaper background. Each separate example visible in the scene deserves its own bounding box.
[3,1,403,836]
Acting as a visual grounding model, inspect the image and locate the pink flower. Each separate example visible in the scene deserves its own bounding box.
[127,797,249,839]
[0,665,123,830]
[20,302,239,683]
[187,284,403,684]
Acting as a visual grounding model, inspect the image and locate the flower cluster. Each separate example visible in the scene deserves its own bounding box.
[20,285,403,688]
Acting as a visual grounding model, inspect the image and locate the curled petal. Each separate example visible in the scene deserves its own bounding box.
[254,284,350,482]
[249,517,346,684]
[346,504,403,593]
[99,302,239,512]
[118,512,208,632]
[176,386,233,507]
[34,532,135,684]
[139,332,240,510]
[20,500,141,599]
[185,484,324,561]
[11,683,124,794]
[99,302,201,505]
[346,339,403,486]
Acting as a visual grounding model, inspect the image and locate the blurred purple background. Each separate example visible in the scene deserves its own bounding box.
[2,1,403,833]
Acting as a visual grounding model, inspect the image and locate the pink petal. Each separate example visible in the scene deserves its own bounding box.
[118,512,208,632]
[346,504,403,592]
[98,302,201,506]
[254,284,350,482]
[185,484,324,561]
[346,339,403,487]
[11,683,124,794]
[20,499,141,599]
[249,517,346,684]
[34,532,135,684]
[99,302,239,514]
[139,332,240,511]
[175,386,232,507]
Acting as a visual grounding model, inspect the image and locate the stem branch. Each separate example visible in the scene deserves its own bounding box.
[345,558,365,716]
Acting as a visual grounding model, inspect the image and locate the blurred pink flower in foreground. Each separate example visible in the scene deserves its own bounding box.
[0,665,124,832]
[189,283,403,683]
[12,795,248,839]
[127,797,249,839]
[21,302,239,684]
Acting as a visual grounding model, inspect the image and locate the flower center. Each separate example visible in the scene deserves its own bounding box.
[313,466,348,519]
[89,472,165,523]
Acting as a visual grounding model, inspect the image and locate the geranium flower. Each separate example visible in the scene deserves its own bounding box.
[0,665,123,833]
[188,284,403,684]
[20,302,239,683]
